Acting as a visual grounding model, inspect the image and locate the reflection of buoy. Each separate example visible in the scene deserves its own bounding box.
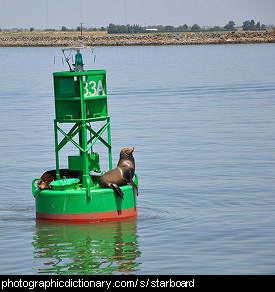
[32,48,138,223]
[33,220,141,274]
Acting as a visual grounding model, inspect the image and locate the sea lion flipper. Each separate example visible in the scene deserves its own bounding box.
[129,182,138,196]
[110,183,124,199]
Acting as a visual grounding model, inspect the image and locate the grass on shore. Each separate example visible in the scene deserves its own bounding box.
[0,30,108,38]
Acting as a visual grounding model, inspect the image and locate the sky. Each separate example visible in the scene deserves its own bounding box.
[0,0,274,30]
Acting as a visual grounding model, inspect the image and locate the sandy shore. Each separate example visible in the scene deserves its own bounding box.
[0,31,274,47]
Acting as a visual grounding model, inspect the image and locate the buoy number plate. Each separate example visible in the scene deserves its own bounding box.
[83,78,105,97]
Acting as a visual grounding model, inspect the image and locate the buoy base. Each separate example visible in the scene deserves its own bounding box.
[33,174,138,223]
[36,207,137,223]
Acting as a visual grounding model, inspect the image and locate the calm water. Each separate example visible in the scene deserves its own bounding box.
[0,44,275,274]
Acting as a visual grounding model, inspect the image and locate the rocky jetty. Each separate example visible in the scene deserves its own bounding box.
[0,31,274,47]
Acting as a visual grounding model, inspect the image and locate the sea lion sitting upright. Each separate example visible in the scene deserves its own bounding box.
[38,169,80,190]
[99,147,138,199]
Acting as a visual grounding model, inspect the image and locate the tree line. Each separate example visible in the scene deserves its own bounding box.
[107,20,269,34]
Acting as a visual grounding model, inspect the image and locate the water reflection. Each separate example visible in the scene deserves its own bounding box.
[32,219,141,275]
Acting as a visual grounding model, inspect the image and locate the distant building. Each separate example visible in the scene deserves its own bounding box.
[145,28,158,32]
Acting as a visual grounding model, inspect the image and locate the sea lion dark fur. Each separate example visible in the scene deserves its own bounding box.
[99,147,138,199]
[38,169,80,190]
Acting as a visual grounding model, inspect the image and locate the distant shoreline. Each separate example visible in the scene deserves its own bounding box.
[0,30,274,47]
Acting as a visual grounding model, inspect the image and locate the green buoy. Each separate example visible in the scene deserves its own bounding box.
[32,47,138,222]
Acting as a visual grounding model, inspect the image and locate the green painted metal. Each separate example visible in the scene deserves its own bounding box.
[50,178,80,191]
[53,70,112,195]
[68,153,100,172]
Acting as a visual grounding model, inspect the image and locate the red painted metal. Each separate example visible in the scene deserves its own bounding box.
[36,206,137,223]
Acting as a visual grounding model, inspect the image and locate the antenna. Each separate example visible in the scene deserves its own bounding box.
[80,22,84,37]
[124,0,127,25]
[46,0,49,28]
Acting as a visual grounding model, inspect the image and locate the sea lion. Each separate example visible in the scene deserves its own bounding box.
[38,169,80,190]
[99,147,138,199]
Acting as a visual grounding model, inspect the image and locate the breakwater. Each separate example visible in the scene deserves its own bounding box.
[0,31,274,47]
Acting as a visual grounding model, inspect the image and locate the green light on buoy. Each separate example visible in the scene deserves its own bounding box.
[74,50,84,72]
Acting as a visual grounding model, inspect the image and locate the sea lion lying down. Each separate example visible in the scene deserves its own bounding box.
[38,169,80,190]
[99,147,138,199]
